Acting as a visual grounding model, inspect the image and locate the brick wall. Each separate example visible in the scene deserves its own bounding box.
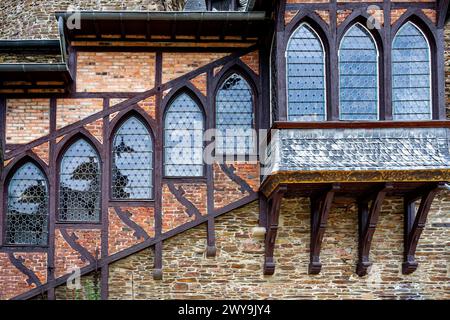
[5,99,50,145]
[107,194,450,300]
[76,52,156,93]
[0,0,185,40]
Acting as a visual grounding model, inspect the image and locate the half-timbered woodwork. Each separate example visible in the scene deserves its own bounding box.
[0,0,449,300]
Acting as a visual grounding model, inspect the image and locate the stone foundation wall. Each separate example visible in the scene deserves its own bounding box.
[108,194,450,300]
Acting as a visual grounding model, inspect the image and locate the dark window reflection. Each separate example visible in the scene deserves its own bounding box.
[59,139,101,222]
[6,162,48,245]
[112,116,153,200]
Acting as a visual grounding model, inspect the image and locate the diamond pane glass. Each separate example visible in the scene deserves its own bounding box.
[216,73,254,155]
[339,24,378,120]
[59,139,101,222]
[164,93,204,177]
[287,23,326,121]
[392,22,431,120]
[6,162,48,245]
[112,116,153,200]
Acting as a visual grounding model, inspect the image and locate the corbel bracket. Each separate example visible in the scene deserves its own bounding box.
[402,183,445,274]
[309,183,340,274]
[356,183,393,276]
[263,185,287,275]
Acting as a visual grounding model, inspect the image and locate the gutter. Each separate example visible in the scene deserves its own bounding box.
[0,40,60,52]
[54,11,268,22]
[0,63,69,72]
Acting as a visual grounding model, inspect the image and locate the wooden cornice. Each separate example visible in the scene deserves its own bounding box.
[260,170,450,198]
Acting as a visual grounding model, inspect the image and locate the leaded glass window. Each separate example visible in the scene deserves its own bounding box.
[392,22,431,120]
[164,93,204,177]
[6,162,48,245]
[339,23,379,120]
[112,116,153,200]
[287,23,326,121]
[216,73,254,155]
[59,139,101,222]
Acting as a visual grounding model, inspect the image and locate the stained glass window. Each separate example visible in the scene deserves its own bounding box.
[216,73,254,155]
[392,22,431,120]
[59,139,101,222]
[112,116,153,200]
[287,23,326,121]
[339,23,378,120]
[6,162,48,245]
[164,93,204,177]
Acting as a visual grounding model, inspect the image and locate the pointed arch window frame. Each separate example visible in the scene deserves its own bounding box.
[110,113,155,201]
[162,89,206,178]
[56,135,103,224]
[214,69,257,156]
[2,157,50,247]
[338,22,381,121]
[391,21,433,121]
[285,21,328,122]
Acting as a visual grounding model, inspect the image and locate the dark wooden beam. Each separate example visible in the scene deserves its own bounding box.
[437,0,450,28]
[309,183,340,274]
[263,185,287,275]
[356,183,393,276]
[153,241,163,280]
[402,183,446,274]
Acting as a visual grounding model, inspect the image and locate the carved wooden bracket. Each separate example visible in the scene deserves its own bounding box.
[263,185,287,275]
[309,184,340,274]
[402,183,445,274]
[356,183,393,276]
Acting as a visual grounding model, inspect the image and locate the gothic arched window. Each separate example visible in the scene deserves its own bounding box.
[112,116,153,200]
[216,73,254,154]
[286,23,326,121]
[59,139,101,222]
[6,162,48,245]
[392,22,431,120]
[164,93,204,177]
[339,23,379,120]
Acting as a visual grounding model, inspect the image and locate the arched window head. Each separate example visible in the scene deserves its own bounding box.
[59,139,101,222]
[339,23,379,120]
[6,162,48,245]
[216,73,254,155]
[112,116,153,200]
[392,22,431,120]
[164,92,204,177]
[286,23,326,121]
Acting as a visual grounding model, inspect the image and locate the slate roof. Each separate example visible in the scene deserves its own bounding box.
[265,128,450,173]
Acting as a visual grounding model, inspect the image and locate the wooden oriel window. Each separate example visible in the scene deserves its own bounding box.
[58,139,101,222]
[5,162,48,245]
[286,23,326,121]
[392,22,432,120]
[164,92,204,177]
[112,116,153,200]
